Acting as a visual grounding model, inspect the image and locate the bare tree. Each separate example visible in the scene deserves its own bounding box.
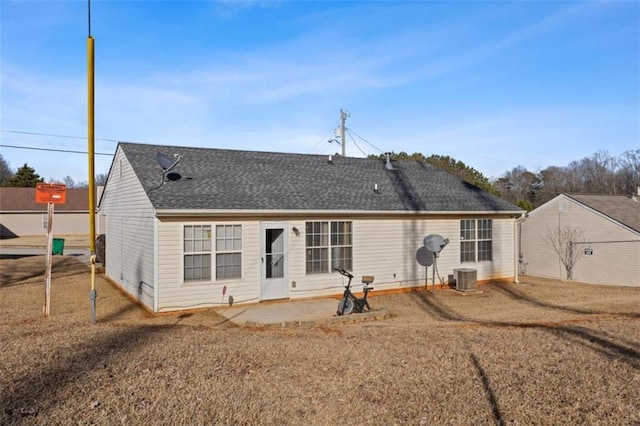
[537,165,566,205]
[542,226,587,280]
[495,165,542,210]
[95,173,108,186]
[617,149,640,195]
[0,154,14,185]
[63,175,76,188]
[579,150,619,194]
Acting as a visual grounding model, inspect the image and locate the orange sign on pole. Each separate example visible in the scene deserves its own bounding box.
[35,183,66,318]
[35,183,67,204]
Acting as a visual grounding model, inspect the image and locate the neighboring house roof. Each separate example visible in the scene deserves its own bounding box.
[0,187,92,212]
[566,193,640,233]
[116,142,521,214]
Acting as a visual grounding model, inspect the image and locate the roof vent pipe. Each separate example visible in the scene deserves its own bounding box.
[385,152,395,170]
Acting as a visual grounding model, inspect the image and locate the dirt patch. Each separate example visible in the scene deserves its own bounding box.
[1,256,639,424]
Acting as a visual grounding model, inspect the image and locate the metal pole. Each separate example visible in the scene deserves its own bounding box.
[432,255,436,292]
[340,109,347,157]
[44,202,54,317]
[88,20,97,323]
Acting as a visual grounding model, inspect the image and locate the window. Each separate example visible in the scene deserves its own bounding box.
[183,224,242,282]
[305,222,328,274]
[184,225,212,281]
[477,219,493,261]
[305,221,352,274]
[331,221,352,271]
[460,219,492,263]
[215,225,242,279]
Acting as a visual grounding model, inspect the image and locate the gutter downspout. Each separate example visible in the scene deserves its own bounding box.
[515,213,526,284]
[153,215,159,313]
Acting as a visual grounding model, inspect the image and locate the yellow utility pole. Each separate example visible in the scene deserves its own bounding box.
[88,0,97,323]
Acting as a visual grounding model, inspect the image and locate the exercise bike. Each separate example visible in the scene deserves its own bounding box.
[334,268,374,315]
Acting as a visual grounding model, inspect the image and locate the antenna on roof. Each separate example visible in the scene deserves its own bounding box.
[150,152,181,190]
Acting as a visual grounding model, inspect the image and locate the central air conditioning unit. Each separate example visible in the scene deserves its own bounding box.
[455,268,477,291]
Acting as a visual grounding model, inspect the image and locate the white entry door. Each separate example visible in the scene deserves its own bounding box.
[260,223,289,300]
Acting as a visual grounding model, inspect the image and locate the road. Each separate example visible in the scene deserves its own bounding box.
[0,246,92,264]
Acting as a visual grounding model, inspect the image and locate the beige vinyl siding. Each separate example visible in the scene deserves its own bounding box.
[155,219,260,312]
[150,212,517,311]
[100,149,156,310]
[287,216,516,299]
[521,195,640,286]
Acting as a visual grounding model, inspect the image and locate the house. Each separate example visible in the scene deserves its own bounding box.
[99,142,524,313]
[520,192,640,286]
[0,187,104,238]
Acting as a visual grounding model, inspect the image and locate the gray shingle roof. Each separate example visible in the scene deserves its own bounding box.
[118,142,521,213]
[567,193,640,233]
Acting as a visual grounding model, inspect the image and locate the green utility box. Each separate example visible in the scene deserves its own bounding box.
[52,238,65,255]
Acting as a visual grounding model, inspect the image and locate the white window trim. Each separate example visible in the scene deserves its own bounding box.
[476,219,493,262]
[460,218,493,264]
[305,220,353,275]
[214,224,243,281]
[181,222,244,285]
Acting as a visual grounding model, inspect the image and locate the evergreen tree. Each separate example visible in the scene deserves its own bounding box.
[425,154,499,195]
[368,151,499,195]
[4,163,44,187]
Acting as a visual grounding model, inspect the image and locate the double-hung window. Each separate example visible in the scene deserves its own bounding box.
[460,219,492,263]
[215,225,242,279]
[184,225,212,281]
[184,224,242,282]
[305,221,352,273]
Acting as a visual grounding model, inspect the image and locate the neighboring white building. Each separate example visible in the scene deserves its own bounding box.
[99,142,523,313]
[520,192,640,287]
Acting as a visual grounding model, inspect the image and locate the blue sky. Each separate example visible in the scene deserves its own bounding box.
[1,0,638,184]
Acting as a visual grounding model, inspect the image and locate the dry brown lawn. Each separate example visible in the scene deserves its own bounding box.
[1,255,639,425]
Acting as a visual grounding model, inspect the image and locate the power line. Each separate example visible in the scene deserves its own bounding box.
[0,144,113,156]
[347,131,369,157]
[346,128,385,154]
[1,129,120,143]
[310,121,339,154]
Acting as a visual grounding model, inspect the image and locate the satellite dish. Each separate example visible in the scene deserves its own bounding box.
[424,234,449,253]
[156,152,180,172]
[416,246,434,267]
[423,234,449,291]
[166,172,182,181]
[149,152,181,191]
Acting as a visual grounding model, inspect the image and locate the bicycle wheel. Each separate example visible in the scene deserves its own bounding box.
[337,297,354,315]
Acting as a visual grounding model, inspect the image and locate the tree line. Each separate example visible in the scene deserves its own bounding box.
[0,155,107,188]
[492,149,639,211]
[372,149,639,211]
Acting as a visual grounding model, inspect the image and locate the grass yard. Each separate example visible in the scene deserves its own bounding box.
[1,255,639,425]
